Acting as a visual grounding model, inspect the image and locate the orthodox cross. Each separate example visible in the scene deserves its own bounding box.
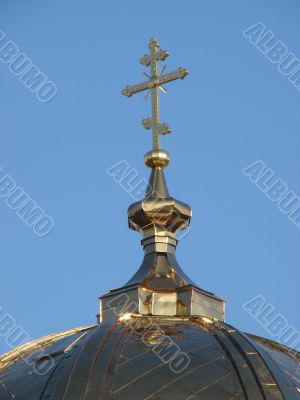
[122,38,189,151]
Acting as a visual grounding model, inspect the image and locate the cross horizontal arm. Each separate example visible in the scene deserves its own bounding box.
[140,49,170,66]
[142,118,171,135]
[122,81,150,97]
[158,67,189,86]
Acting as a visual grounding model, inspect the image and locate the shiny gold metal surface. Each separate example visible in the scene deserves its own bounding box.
[1,318,298,399]
[101,38,225,322]
[144,150,170,168]
[1,37,298,400]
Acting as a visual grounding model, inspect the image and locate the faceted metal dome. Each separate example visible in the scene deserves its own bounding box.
[0,316,299,399]
[1,38,298,400]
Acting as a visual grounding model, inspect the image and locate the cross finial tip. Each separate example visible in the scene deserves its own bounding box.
[178,67,189,79]
[149,37,160,49]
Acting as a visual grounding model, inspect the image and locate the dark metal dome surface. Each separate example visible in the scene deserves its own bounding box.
[0,316,298,399]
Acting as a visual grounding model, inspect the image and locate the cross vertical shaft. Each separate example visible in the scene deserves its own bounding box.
[149,39,160,150]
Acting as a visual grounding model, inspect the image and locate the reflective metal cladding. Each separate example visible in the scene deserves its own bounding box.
[1,38,298,400]
[100,38,225,323]
[0,317,299,399]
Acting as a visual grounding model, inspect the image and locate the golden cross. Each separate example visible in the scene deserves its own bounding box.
[122,38,189,151]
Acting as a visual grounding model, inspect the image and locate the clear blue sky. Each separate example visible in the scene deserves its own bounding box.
[0,0,299,354]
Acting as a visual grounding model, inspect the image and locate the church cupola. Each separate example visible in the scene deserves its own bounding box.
[99,38,225,323]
